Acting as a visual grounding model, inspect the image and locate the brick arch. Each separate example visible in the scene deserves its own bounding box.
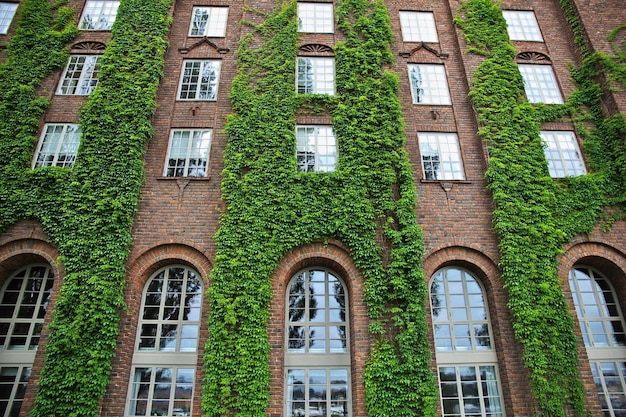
[103,244,212,417]
[422,245,531,416]
[267,240,369,417]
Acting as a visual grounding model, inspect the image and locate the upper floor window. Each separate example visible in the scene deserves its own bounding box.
[296,125,337,172]
[518,64,563,104]
[430,267,505,417]
[569,266,626,417]
[418,132,464,181]
[189,6,228,37]
[164,129,212,178]
[540,131,586,178]
[297,57,335,95]
[78,1,120,31]
[503,10,543,42]
[177,60,221,101]
[57,55,101,95]
[0,2,18,34]
[33,124,81,168]
[0,265,54,417]
[399,11,438,43]
[285,268,350,417]
[128,265,203,417]
[297,2,333,33]
[408,64,451,105]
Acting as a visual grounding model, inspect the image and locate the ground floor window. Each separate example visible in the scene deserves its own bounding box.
[591,361,626,416]
[0,366,30,417]
[127,366,194,416]
[286,368,349,417]
[438,365,504,417]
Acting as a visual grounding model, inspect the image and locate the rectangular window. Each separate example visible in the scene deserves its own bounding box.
[540,131,586,178]
[297,2,333,33]
[591,361,626,417]
[399,11,438,42]
[189,6,228,37]
[0,2,17,34]
[286,368,349,417]
[296,126,337,172]
[177,60,221,100]
[0,366,30,417]
[164,129,212,178]
[128,367,194,417]
[518,64,563,104]
[503,10,543,41]
[408,64,451,105]
[57,55,101,95]
[297,57,335,95]
[439,365,504,417]
[418,133,464,180]
[78,1,120,31]
[33,124,81,168]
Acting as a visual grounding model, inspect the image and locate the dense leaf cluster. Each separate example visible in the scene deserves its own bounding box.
[203,0,437,415]
[457,0,625,415]
[0,0,173,415]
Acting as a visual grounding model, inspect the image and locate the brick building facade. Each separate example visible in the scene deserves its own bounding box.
[0,0,625,416]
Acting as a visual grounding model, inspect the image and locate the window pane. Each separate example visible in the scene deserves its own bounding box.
[418,133,464,181]
[296,126,337,172]
[540,131,586,178]
[297,58,335,95]
[189,6,228,37]
[165,129,212,177]
[297,3,333,33]
[503,10,543,41]
[438,365,504,417]
[57,55,101,95]
[0,2,18,34]
[79,1,120,30]
[34,124,81,168]
[399,11,438,42]
[178,60,221,101]
[519,64,563,104]
[408,64,451,105]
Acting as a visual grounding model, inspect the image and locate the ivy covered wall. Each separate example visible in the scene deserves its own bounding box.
[0,0,173,415]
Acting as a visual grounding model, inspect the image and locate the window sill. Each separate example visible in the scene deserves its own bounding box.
[157,176,211,181]
[420,179,471,184]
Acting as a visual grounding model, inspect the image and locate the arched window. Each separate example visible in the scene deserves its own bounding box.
[569,266,626,417]
[430,267,505,417]
[0,264,54,417]
[285,268,350,417]
[127,265,203,417]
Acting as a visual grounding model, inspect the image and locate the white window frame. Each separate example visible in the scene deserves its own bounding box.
[430,267,505,417]
[518,64,563,104]
[296,125,337,172]
[540,131,586,178]
[188,6,228,37]
[297,2,334,33]
[399,11,438,43]
[0,2,18,34]
[569,266,626,417]
[128,265,203,417]
[502,10,543,42]
[285,268,351,417]
[0,265,54,417]
[57,55,101,95]
[408,64,452,105]
[33,124,81,168]
[78,0,120,31]
[418,132,465,181]
[177,59,221,101]
[164,129,212,178]
[296,57,335,95]
[127,366,195,417]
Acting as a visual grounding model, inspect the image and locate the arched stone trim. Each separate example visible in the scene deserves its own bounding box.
[298,43,334,55]
[268,240,369,417]
[515,51,551,63]
[71,41,107,54]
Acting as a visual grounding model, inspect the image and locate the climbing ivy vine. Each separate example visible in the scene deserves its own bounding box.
[456,0,625,415]
[0,0,173,415]
[203,0,437,416]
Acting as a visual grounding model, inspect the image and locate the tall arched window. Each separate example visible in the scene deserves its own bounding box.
[430,267,505,417]
[0,264,54,417]
[127,265,203,417]
[285,268,350,417]
[569,266,626,417]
